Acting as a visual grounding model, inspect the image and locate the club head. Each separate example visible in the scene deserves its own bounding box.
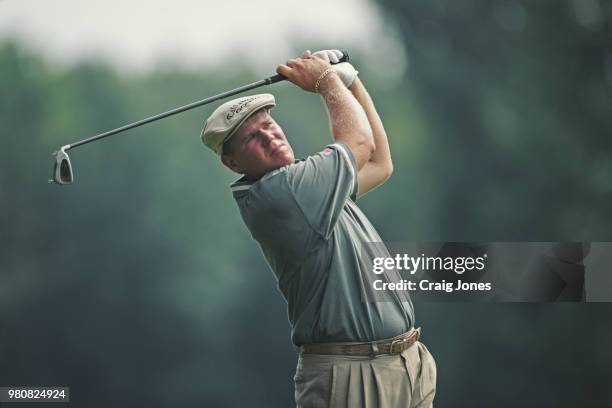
[50,145,74,185]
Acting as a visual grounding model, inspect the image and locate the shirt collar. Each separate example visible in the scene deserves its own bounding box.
[228,159,302,196]
[229,175,253,194]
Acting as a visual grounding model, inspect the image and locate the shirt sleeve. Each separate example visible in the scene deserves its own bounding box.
[284,141,359,239]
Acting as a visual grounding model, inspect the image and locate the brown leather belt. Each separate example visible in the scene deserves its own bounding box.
[300,328,420,356]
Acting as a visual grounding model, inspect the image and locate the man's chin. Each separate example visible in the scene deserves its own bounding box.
[272,148,294,167]
[277,154,295,168]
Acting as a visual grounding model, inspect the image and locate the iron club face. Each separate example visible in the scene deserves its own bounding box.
[50,145,74,185]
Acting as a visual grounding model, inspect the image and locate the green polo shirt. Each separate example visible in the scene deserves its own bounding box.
[230,142,414,345]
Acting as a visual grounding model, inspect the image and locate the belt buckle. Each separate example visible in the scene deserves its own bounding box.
[389,338,406,354]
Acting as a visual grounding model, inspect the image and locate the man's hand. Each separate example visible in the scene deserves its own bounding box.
[305,49,344,64]
[306,49,359,89]
[276,55,332,93]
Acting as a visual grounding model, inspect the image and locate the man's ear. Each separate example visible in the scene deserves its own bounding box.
[221,154,242,174]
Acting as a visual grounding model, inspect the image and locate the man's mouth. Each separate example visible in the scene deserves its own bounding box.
[269,144,286,156]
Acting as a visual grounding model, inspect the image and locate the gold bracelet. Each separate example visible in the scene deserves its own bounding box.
[314,68,336,93]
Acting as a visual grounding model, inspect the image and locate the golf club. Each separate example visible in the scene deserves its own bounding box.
[50,51,349,185]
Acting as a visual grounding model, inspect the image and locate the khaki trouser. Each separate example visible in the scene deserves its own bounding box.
[294,341,436,408]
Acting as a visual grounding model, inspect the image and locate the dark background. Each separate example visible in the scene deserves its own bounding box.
[2,0,612,406]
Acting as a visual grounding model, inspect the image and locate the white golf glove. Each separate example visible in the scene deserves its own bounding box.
[302,49,358,88]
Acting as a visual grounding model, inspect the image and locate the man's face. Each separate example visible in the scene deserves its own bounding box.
[221,109,295,180]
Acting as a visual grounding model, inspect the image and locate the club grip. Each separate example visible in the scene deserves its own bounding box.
[267,50,350,84]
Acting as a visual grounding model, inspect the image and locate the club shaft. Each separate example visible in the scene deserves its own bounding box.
[65,50,349,151]
[68,77,274,150]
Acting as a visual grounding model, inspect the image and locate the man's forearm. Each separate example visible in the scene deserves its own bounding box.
[349,77,392,173]
[318,74,375,170]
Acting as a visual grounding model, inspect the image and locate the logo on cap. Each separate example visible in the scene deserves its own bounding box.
[226,97,258,121]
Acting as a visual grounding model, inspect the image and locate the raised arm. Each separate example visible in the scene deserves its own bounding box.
[304,50,393,197]
[348,77,393,197]
[276,55,374,170]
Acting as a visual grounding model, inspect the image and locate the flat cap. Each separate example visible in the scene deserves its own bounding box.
[200,93,276,155]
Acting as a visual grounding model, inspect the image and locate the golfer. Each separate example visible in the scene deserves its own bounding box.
[201,50,436,408]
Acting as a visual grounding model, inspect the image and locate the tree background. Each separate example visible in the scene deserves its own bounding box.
[1,1,612,406]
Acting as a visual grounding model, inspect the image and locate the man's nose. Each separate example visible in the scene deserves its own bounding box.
[260,130,276,144]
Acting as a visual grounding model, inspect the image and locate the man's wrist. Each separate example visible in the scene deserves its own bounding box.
[348,75,362,92]
[314,68,336,93]
[316,72,343,96]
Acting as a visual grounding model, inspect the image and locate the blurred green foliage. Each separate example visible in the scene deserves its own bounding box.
[2,1,612,405]
[375,0,612,242]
